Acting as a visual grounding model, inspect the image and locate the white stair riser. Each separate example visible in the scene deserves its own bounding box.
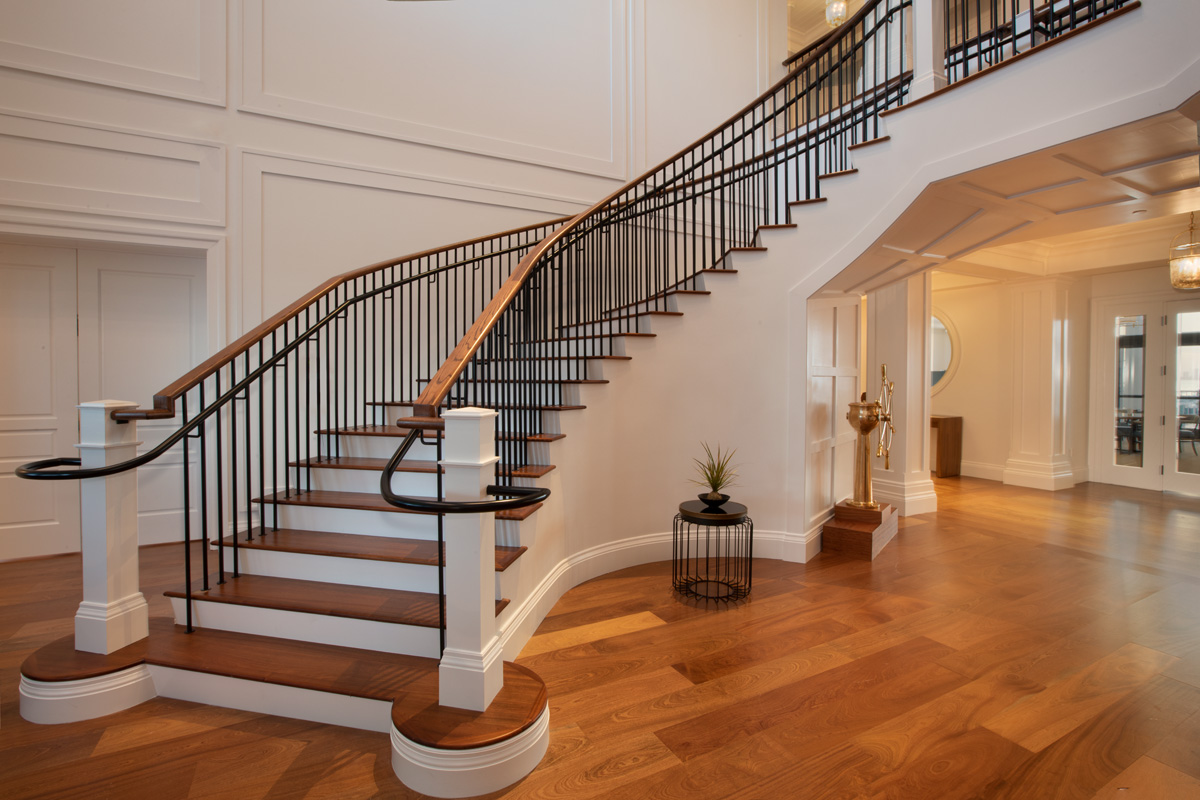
[170,597,441,658]
[220,546,514,600]
[323,433,440,460]
[464,359,599,382]
[302,466,440,496]
[603,295,682,317]
[514,338,627,359]
[150,665,393,733]
[559,316,651,338]
[222,546,441,593]
[271,504,441,539]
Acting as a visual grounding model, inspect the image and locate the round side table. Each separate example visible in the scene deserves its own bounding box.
[672,500,754,601]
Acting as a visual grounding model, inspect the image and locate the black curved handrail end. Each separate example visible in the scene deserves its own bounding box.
[16,457,85,481]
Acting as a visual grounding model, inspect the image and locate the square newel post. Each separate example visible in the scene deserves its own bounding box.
[75,400,149,655]
[438,407,503,712]
[911,0,948,99]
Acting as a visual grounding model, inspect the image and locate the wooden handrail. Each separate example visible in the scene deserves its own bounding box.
[413,217,579,417]
[409,0,901,416]
[112,216,572,422]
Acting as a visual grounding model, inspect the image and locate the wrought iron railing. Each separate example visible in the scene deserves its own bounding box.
[18,219,566,638]
[412,0,915,470]
[945,0,1134,83]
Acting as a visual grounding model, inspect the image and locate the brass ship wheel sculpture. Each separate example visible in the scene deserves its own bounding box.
[845,364,896,510]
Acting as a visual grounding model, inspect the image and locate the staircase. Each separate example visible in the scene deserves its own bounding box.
[14,0,1162,795]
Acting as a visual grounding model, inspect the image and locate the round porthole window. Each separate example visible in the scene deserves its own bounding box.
[931,314,957,392]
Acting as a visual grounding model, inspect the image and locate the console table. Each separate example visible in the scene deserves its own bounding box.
[672,500,753,601]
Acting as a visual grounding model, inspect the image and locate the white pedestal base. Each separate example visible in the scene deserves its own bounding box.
[391,706,550,799]
[19,665,156,724]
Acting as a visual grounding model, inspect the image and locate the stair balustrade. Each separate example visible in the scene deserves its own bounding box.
[17,219,566,647]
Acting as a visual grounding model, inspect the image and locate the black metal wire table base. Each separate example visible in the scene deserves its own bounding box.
[672,503,753,602]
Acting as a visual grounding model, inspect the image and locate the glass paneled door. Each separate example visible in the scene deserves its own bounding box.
[1093,302,1166,491]
[1093,297,1200,495]
[1164,300,1200,495]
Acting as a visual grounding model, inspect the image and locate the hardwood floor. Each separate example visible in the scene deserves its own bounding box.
[2,477,1199,798]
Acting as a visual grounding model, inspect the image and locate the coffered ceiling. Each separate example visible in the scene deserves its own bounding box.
[820,101,1200,295]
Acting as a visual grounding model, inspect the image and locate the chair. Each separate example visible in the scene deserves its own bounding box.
[1179,416,1200,454]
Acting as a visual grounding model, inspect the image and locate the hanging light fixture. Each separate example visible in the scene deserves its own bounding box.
[1170,212,1200,290]
[825,0,849,27]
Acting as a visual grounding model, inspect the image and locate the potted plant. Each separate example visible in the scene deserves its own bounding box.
[690,442,739,510]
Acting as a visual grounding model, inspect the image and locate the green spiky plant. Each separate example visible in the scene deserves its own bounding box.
[690,442,739,501]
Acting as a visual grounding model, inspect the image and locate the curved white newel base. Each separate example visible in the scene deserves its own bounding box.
[19,665,156,724]
[390,706,550,798]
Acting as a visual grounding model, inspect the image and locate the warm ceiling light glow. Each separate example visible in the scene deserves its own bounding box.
[825,0,849,27]
[1170,212,1200,290]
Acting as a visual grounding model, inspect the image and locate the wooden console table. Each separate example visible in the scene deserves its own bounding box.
[930,415,962,478]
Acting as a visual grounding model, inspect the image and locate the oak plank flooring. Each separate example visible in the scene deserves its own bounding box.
[3,478,1200,798]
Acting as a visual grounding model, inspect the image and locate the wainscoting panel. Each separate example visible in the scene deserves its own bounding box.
[0,1,226,105]
[0,113,225,226]
[241,0,628,178]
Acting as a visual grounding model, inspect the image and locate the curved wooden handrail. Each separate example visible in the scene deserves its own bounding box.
[412,0,897,416]
[112,216,572,422]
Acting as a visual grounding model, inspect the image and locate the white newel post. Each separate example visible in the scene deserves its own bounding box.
[911,0,948,100]
[74,400,149,655]
[438,408,504,711]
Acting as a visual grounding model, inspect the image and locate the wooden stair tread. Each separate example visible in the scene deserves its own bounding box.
[728,246,767,252]
[789,197,828,206]
[819,167,859,179]
[165,573,509,627]
[24,619,440,702]
[293,456,555,478]
[320,424,565,443]
[392,661,547,749]
[847,134,891,151]
[218,528,527,571]
[255,489,543,521]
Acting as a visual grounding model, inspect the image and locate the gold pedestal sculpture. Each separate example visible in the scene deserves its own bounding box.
[846,364,894,509]
[822,365,900,560]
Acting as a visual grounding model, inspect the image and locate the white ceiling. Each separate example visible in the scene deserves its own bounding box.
[819,99,1200,295]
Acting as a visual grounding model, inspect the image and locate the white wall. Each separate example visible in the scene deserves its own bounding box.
[0,0,789,349]
[930,282,1014,479]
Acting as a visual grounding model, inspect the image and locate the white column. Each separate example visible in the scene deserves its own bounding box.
[438,407,504,712]
[74,400,149,655]
[1003,278,1079,490]
[911,0,948,100]
[866,275,938,515]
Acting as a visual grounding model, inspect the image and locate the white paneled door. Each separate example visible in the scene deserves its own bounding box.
[0,243,206,559]
[0,245,81,559]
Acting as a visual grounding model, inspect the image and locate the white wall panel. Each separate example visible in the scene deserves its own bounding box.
[241,152,577,325]
[0,0,226,105]
[242,0,628,177]
[0,113,225,226]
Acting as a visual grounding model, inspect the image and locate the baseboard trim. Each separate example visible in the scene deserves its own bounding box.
[496,527,795,660]
[959,461,1006,482]
[1003,458,1078,491]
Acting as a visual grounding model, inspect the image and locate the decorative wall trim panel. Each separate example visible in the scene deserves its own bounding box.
[0,113,225,226]
[240,0,628,178]
[0,2,227,105]
[240,150,586,326]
